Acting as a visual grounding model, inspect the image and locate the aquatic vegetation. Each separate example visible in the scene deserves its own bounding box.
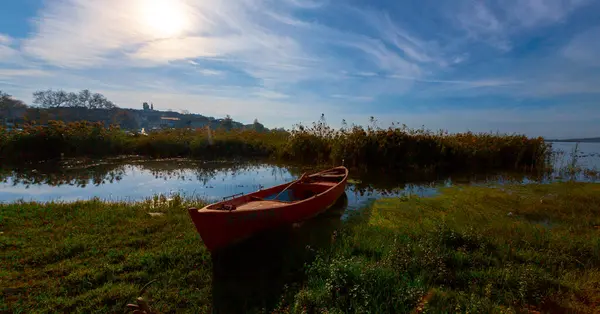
[0,118,550,173]
[283,118,550,173]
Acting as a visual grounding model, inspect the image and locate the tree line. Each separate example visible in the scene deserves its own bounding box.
[0,91,28,118]
[1,89,269,132]
[32,89,117,109]
[1,89,118,112]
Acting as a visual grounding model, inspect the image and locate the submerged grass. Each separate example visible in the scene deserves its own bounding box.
[277,182,600,313]
[2,183,599,313]
[0,119,550,173]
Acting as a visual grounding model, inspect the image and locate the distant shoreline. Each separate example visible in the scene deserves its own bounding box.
[546,138,600,143]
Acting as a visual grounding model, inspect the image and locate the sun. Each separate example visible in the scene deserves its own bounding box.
[139,0,189,38]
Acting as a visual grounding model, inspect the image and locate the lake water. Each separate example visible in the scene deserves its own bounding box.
[547,141,600,170]
[0,159,441,217]
[1,142,598,206]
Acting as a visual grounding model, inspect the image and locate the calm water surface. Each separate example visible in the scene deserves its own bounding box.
[1,142,598,205]
[0,160,442,216]
[548,141,600,169]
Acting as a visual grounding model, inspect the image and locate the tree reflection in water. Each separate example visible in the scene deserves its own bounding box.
[0,157,577,202]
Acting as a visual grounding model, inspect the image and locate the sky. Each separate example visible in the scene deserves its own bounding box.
[0,0,599,138]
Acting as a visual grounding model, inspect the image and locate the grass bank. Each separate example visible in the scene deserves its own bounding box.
[0,195,213,313]
[278,182,600,313]
[2,183,599,313]
[0,119,550,173]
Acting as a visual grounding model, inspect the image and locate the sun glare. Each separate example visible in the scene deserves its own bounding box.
[139,0,189,38]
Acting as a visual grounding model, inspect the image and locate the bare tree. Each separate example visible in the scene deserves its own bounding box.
[32,89,118,109]
[33,89,71,108]
[0,91,28,118]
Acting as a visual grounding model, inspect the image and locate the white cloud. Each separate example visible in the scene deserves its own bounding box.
[0,34,18,60]
[455,1,510,51]
[0,45,17,60]
[357,72,377,77]
[283,0,327,9]
[505,0,590,27]
[2,0,599,138]
[21,0,312,75]
[129,36,251,63]
[0,69,52,77]
[0,34,12,45]
[331,94,374,102]
[563,26,600,67]
[353,10,445,64]
[390,75,522,88]
[452,0,591,51]
[197,69,223,76]
[252,90,289,99]
[341,37,421,77]
[18,0,425,88]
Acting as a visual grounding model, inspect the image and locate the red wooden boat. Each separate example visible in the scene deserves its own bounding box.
[188,166,349,252]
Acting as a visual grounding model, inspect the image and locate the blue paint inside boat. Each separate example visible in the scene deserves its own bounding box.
[264,190,295,202]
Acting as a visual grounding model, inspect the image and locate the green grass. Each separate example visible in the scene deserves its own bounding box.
[0,196,213,313]
[2,183,599,313]
[277,182,600,313]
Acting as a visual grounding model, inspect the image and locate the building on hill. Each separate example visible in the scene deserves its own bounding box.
[147,116,180,130]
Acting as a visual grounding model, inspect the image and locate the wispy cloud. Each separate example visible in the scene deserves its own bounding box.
[563,26,600,67]
[331,94,374,102]
[357,10,448,65]
[283,0,327,9]
[252,90,289,99]
[452,0,591,51]
[197,69,223,76]
[505,0,590,27]
[453,1,509,51]
[0,69,52,77]
[0,34,12,45]
[390,75,522,88]
[2,0,600,137]
[0,34,18,60]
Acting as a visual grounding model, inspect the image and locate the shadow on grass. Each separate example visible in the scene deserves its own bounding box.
[209,193,348,314]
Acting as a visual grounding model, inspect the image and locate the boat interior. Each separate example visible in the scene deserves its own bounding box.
[207,167,347,211]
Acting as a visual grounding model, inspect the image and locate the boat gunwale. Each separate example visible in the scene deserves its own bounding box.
[191,166,349,214]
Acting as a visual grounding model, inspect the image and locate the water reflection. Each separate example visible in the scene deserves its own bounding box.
[210,193,348,314]
[0,159,552,207]
[0,160,297,203]
[0,142,598,204]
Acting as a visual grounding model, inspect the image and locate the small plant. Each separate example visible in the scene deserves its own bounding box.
[126,280,159,314]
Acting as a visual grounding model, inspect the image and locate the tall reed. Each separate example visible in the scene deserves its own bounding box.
[0,119,551,173]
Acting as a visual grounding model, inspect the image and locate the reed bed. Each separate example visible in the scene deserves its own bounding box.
[0,119,550,173]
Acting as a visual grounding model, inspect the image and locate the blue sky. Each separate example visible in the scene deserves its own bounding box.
[1,0,599,138]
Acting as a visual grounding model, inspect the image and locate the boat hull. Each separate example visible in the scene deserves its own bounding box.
[188,166,349,252]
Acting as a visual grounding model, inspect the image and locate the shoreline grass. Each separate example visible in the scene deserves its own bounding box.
[278,182,600,313]
[0,196,213,313]
[0,119,550,173]
[2,183,599,313]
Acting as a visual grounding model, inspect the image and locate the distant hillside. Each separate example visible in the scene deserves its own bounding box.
[546,137,600,143]
[1,89,269,132]
[2,107,268,132]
